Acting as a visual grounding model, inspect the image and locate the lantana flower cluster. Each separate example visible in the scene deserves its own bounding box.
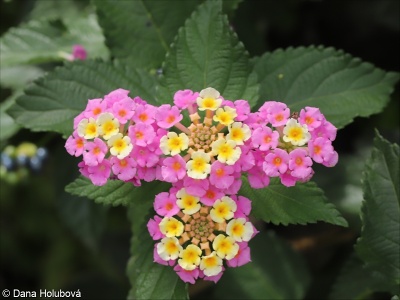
[65,87,338,284]
[147,185,256,283]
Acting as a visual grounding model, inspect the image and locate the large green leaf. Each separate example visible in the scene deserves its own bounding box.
[240,178,348,226]
[157,0,259,107]
[0,14,108,67]
[329,253,380,300]
[253,46,399,128]
[7,60,157,137]
[125,182,187,300]
[355,131,400,294]
[94,0,201,69]
[214,231,311,299]
[0,95,21,142]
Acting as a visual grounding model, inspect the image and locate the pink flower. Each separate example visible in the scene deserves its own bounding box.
[226,242,251,267]
[132,146,159,167]
[200,185,224,206]
[199,268,224,283]
[233,196,251,218]
[299,107,324,131]
[154,192,180,217]
[308,137,336,164]
[128,123,156,147]
[210,161,235,189]
[133,104,156,124]
[251,127,279,151]
[147,215,163,240]
[233,100,250,121]
[161,155,186,183]
[280,171,298,187]
[173,265,199,284]
[83,98,107,119]
[233,145,255,172]
[322,150,338,167]
[136,166,157,182]
[156,104,183,129]
[223,175,242,195]
[103,88,130,108]
[312,120,337,141]
[288,148,313,179]
[173,90,198,109]
[266,102,290,127]
[83,138,108,166]
[110,155,137,181]
[112,97,134,124]
[263,148,290,177]
[73,111,86,129]
[87,159,111,186]
[183,177,209,197]
[78,161,90,177]
[72,44,87,60]
[247,165,270,188]
[65,131,85,156]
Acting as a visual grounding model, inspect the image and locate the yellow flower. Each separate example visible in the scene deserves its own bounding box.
[213,106,237,126]
[157,237,183,261]
[210,196,237,223]
[196,87,222,111]
[77,118,98,139]
[160,132,189,156]
[176,188,201,215]
[212,234,239,260]
[226,218,254,242]
[159,217,184,237]
[186,151,211,179]
[178,244,202,270]
[200,251,223,277]
[283,118,311,146]
[107,133,133,159]
[226,122,251,145]
[211,139,241,165]
[96,112,120,140]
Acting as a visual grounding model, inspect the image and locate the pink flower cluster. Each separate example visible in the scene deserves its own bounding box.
[242,102,338,188]
[65,87,339,284]
[65,88,167,186]
[147,184,257,283]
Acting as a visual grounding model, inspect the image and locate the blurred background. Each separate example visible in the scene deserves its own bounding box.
[0,0,398,299]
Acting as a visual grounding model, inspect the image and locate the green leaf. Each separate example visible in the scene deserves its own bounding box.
[355,131,400,294]
[7,60,157,137]
[240,178,348,226]
[214,231,311,299]
[157,0,259,107]
[28,0,86,21]
[0,14,108,67]
[329,253,377,300]
[253,46,399,128]
[0,96,21,141]
[94,0,201,69]
[0,65,44,89]
[66,176,139,206]
[126,182,187,300]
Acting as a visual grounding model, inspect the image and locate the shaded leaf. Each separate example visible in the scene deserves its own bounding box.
[7,60,157,137]
[355,131,400,294]
[94,0,201,69]
[126,182,187,300]
[157,0,259,107]
[0,65,44,89]
[240,178,348,226]
[214,231,311,300]
[253,46,399,128]
[329,253,377,300]
[0,96,20,141]
[0,14,108,67]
